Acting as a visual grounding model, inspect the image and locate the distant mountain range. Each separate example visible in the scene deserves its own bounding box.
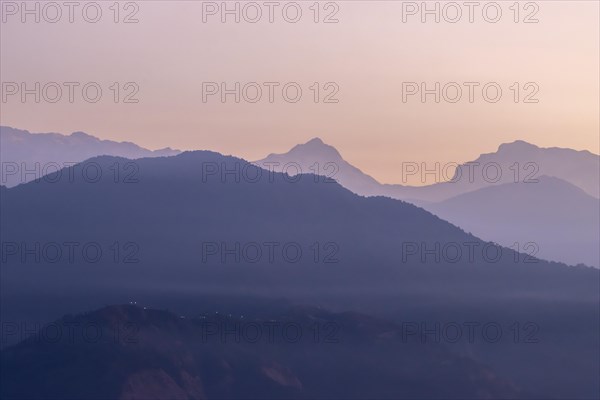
[255,138,600,267]
[0,150,544,273]
[0,126,180,187]
[2,125,598,266]
[2,150,596,299]
[255,138,600,201]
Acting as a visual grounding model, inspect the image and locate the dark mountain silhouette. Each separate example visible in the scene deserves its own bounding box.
[1,150,590,277]
[0,304,524,400]
[0,126,180,187]
[1,151,598,399]
[2,150,597,293]
[427,176,600,267]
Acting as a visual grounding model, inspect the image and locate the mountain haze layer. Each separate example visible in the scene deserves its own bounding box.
[255,138,600,267]
[1,151,598,398]
[427,176,600,267]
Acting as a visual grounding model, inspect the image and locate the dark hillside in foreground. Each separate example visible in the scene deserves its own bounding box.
[1,304,524,400]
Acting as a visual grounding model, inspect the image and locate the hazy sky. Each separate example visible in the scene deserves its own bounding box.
[1,0,598,184]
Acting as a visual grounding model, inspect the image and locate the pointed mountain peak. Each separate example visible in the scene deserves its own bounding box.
[288,137,342,159]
